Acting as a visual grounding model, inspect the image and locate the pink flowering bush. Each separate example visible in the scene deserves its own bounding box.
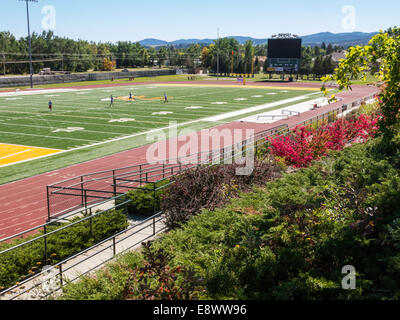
[268,114,380,168]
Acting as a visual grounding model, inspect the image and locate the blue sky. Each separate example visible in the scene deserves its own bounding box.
[0,0,399,43]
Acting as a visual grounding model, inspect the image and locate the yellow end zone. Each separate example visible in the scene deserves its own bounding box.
[115,95,173,101]
[0,144,62,166]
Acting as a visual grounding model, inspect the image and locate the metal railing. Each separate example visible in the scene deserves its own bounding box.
[1,210,166,300]
[46,123,290,219]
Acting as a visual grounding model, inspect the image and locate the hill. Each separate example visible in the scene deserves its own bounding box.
[139,31,378,48]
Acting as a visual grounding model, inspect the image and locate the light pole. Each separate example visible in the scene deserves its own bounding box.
[19,0,38,88]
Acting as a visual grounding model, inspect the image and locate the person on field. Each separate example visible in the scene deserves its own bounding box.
[129,92,133,100]
[110,95,114,107]
[48,100,53,111]
[164,92,168,103]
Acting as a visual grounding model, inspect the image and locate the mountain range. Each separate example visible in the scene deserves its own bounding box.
[139,31,378,48]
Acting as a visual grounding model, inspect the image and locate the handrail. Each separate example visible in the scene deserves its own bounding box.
[1,211,165,300]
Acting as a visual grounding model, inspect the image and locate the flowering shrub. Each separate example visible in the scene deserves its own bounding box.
[268,114,380,168]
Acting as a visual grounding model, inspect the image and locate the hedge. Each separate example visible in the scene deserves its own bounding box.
[0,209,128,291]
[116,180,170,217]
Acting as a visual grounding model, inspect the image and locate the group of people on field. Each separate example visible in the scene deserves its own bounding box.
[108,92,168,107]
[47,91,169,111]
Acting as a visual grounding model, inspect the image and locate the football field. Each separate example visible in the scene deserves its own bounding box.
[0,83,317,167]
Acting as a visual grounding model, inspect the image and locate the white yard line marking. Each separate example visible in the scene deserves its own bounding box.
[0,149,31,160]
[0,130,97,142]
[0,88,80,97]
[0,142,62,151]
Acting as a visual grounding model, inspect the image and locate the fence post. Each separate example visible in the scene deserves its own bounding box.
[89,208,93,236]
[80,176,84,208]
[112,237,116,256]
[44,224,48,263]
[153,184,156,215]
[59,264,63,288]
[113,170,117,197]
[153,183,157,236]
[46,186,51,221]
[84,190,87,210]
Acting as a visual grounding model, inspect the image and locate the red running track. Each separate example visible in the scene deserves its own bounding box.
[0,82,379,239]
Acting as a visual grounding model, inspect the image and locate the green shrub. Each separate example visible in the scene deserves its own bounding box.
[0,209,128,291]
[162,158,281,229]
[60,251,144,300]
[117,180,170,217]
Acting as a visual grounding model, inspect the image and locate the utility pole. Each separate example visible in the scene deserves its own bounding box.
[231,50,234,75]
[217,27,220,81]
[19,0,38,88]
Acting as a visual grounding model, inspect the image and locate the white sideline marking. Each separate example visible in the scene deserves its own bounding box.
[0,88,79,97]
[240,96,329,124]
[0,149,31,160]
[205,93,319,122]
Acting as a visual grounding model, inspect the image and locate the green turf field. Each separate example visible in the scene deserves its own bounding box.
[0,84,314,150]
[0,83,321,184]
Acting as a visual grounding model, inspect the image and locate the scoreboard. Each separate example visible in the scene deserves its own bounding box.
[267,38,302,73]
[268,39,302,59]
